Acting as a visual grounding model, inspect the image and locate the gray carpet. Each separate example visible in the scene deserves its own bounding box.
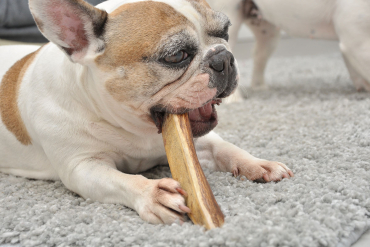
[1,53,370,247]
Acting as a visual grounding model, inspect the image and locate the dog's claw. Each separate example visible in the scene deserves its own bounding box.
[232,167,240,177]
[179,205,191,213]
[176,187,188,197]
[288,170,294,177]
[263,173,270,182]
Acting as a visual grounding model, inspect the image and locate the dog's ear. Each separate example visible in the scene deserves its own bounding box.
[29,0,108,63]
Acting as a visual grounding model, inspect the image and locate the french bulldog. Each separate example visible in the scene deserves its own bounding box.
[0,0,293,224]
[208,0,370,92]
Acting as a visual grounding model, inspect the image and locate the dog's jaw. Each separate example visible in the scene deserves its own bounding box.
[187,98,221,137]
[150,98,221,137]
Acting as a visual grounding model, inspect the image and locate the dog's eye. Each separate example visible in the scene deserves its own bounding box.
[164,51,189,63]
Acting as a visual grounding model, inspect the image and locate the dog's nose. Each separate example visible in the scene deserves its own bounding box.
[208,49,235,73]
[206,48,237,98]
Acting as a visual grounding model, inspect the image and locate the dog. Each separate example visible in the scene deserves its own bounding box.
[207,0,370,92]
[0,0,293,225]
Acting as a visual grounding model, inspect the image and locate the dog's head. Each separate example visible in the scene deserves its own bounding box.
[30,0,238,137]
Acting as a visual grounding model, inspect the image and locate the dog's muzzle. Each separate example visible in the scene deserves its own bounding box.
[150,47,238,138]
[205,47,238,98]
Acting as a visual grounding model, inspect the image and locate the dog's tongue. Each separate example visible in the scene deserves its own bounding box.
[189,102,213,121]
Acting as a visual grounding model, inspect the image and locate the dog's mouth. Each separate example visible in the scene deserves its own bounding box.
[150,99,222,138]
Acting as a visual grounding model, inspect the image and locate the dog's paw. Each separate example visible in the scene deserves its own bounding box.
[250,83,269,91]
[136,178,190,225]
[232,159,294,182]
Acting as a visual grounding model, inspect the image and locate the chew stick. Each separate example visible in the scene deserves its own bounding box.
[162,113,224,230]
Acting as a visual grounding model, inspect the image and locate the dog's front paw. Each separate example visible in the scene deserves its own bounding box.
[232,159,294,182]
[136,178,190,225]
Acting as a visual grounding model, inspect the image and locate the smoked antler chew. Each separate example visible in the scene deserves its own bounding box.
[162,113,224,230]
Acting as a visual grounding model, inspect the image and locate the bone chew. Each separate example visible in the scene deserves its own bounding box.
[162,113,224,229]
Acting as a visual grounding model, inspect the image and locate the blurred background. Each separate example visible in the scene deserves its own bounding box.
[0,0,339,60]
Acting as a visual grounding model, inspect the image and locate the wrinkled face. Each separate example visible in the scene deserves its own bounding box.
[96,0,238,137]
[30,0,238,137]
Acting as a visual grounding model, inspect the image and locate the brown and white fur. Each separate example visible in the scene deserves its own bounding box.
[0,0,293,225]
[208,0,370,92]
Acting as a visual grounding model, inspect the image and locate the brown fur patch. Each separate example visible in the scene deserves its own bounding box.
[96,1,190,68]
[0,48,41,145]
[105,63,159,102]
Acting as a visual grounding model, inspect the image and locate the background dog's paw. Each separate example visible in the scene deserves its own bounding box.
[250,84,269,91]
[233,160,294,182]
[137,178,190,225]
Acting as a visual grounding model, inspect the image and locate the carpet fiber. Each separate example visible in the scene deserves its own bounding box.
[1,53,370,247]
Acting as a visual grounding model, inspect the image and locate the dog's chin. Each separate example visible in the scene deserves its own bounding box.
[151,99,222,138]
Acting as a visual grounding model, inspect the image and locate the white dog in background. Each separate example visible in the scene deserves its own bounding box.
[208,0,370,92]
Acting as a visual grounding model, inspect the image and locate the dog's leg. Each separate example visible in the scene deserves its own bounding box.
[334,1,370,92]
[195,132,293,182]
[341,52,370,92]
[208,0,244,48]
[60,155,190,224]
[245,19,280,90]
[228,2,244,49]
